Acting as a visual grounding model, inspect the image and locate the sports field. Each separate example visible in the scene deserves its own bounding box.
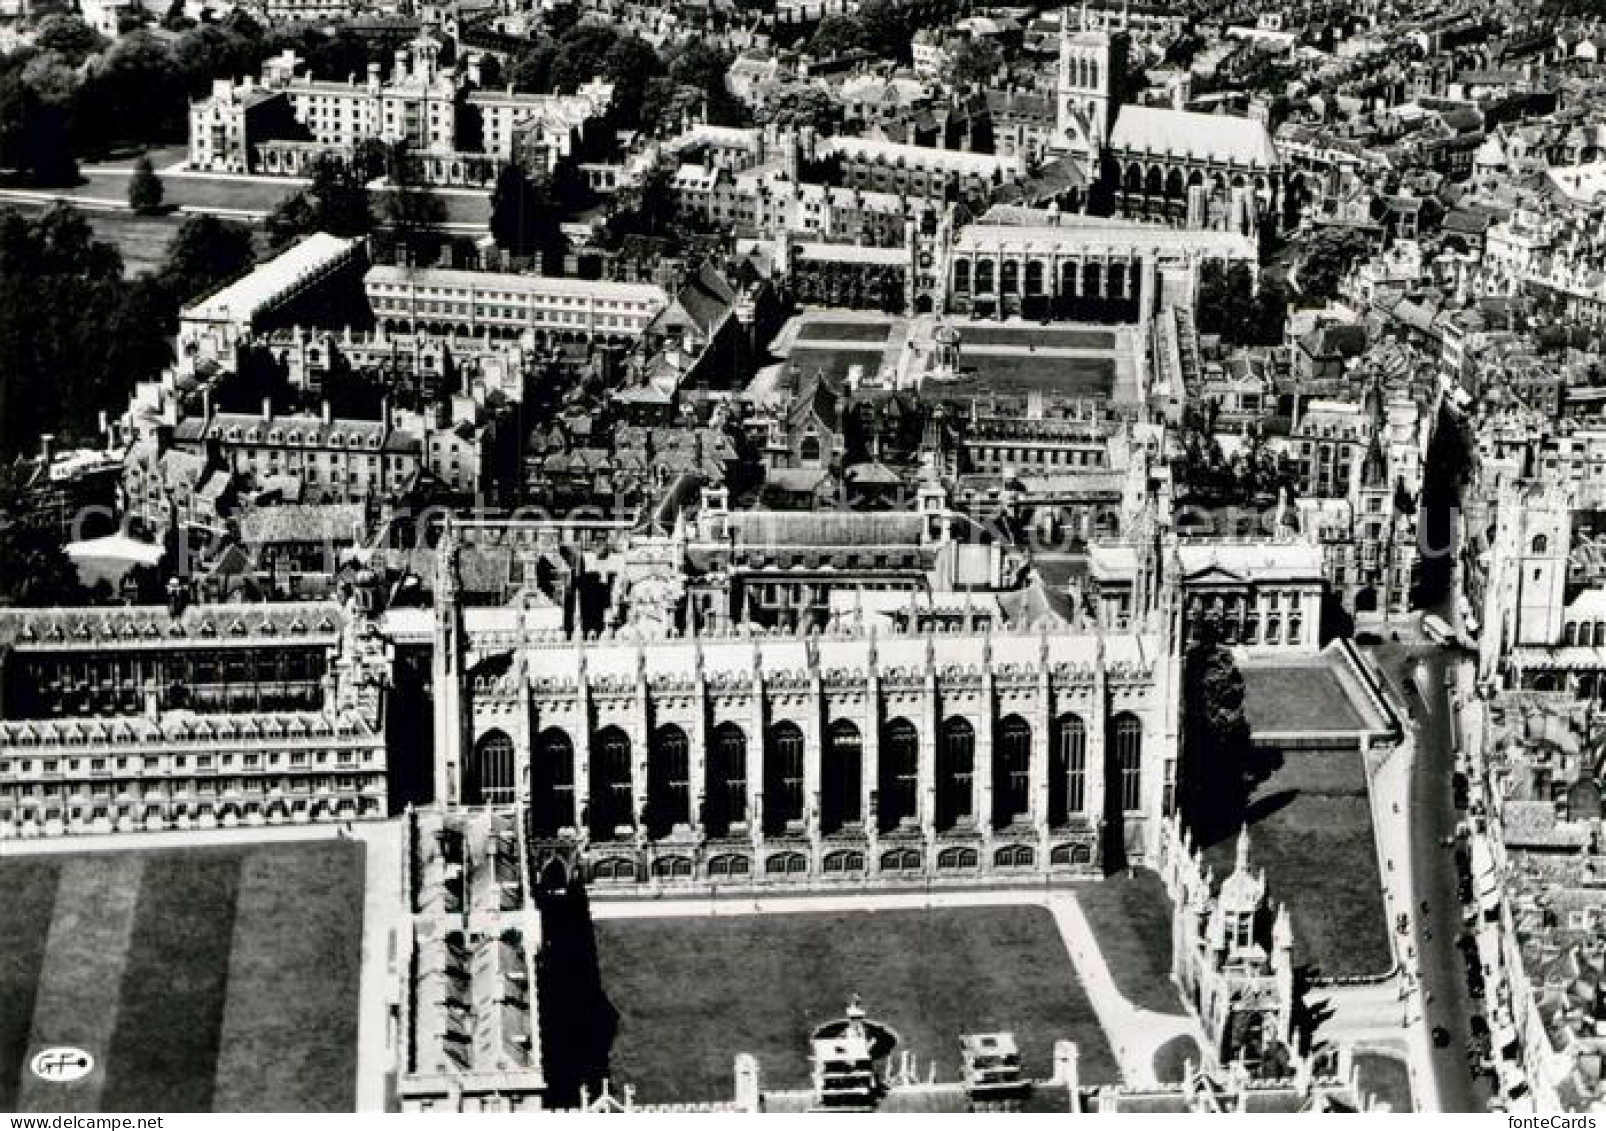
[0,840,365,1113]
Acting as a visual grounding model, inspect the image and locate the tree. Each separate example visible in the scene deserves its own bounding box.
[756,84,841,134]
[490,162,560,261]
[1180,620,1263,843]
[944,37,1002,89]
[664,40,746,127]
[33,15,104,66]
[0,73,77,186]
[808,14,864,57]
[382,142,446,264]
[158,212,255,305]
[0,520,84,606]
[127,154,164,214]
[599,35,662,128]
[0,205,170,458]
[265,154,374,246]
[264,190,318,249]
[1297,226,1372,302]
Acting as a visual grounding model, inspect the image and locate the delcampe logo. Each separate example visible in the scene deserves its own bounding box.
[29,1047,94,1083]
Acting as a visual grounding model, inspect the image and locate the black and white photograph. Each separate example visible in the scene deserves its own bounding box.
[0,0,1586,1118]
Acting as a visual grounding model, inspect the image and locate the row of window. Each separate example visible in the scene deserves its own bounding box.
[953,259,1137,296]
[5,774,382,800]
[494,711,1144,840]
[4,749,373,772]
[587,841,1100,883]
[3,795,378,826]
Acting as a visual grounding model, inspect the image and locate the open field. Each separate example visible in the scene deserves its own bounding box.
[1203,748,1392,978]
[592,904,1120,1102]
[0,841,365,1113]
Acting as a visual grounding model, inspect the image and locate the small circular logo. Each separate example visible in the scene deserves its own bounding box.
[30,1047,94,1083]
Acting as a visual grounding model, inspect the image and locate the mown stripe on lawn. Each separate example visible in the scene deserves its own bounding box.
[0,859,61,1112]
[100,850,244,1112]
[211,841,365,1112]
[14,856,145,1113]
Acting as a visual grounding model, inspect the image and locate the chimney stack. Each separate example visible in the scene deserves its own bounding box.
[262,395,274,423]
[39,433,55,466]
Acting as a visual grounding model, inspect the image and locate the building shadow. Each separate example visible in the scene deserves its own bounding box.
[535,877,619,1107]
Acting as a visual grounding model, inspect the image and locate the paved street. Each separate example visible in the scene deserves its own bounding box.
[1369,641,1489,1112]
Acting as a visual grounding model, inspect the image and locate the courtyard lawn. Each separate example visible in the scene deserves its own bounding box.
[1353,1049,1414,1112]
[795,320,894,343]
[957,326,1115,349]
[788,346,887,383]
[0,841,364,1113]
[592,905,1119,1102]
[1203,749,1392,979]
[1241,665,1366,733]
[0,859,60,1112]
[939,354,1115,398]
[1072,871,1188,1015]
[72,169,302,215]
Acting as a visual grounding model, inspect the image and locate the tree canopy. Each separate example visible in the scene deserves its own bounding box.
[127,154,164,214]
[1180,619,1270,843]
[0,205,173,457]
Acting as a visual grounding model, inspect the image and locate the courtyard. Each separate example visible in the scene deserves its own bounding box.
[1203,747,1393,979]
[787,345,889,384]
[940,353,1117,398]
[0,841,365,1113]
[955,325,1116,350]
[586,884,1197,1104]
[794,319,895,344]
[1241,665,1367,733]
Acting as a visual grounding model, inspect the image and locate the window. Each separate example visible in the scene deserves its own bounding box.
[1113,713,1143,812]
[765,851,807,875]
[706,722,747,836]
[823,720,862,833]
[823,849,864,873]
[1052,713,1087,823]
[647,725,690,837]
[937,717,975,831]
[590,727,633,838]
[707,853,750,878]
[765,722,806,833]
[994,715,1031,830]
[530,728,574,836]
[879,719,919,831]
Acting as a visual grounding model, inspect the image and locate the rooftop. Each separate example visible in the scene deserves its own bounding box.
[1108,105,1281,168]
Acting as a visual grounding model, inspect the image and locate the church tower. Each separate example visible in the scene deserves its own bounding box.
[1055,4,1125,173]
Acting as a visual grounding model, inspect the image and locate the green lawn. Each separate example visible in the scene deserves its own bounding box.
[1203,749,1392,978]
[1153,1035,1201,1082]
[787,346,887,382]
[1072,871,1188,1015]
[592,905,1118,1102]
[958,327,1116,349]
[1241,665,1366,733]
[796,320,894,343]
[938,354,1115,398]
[0,841,365,1113]
[1353,1049,1414,1112]
[0,859,61,1112]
